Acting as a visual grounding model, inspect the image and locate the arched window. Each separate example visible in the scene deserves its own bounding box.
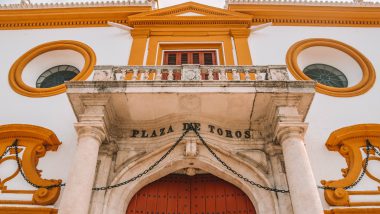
[36,65,80,88]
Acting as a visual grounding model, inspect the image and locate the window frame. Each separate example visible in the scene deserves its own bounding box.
[162,50,219,65]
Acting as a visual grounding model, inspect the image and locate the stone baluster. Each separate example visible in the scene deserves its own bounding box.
[114,68,124,81]
[274,107,323,214]
[220,68,227,80]
[141,69,149,81]
[244,68,250,80]
[155,68,162,80]
[208,68,214,80]
[232,68,239,80]
[168,69,174,80]
[120,69,126,81]
[132,68,138,81]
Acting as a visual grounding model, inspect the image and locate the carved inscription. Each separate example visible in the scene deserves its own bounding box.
[130,123,251,139]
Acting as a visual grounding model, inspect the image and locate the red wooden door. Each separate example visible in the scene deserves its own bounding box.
[126,174,256,214]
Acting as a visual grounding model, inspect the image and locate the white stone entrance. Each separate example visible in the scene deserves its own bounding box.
[61,70,322,214]
[100,131,280,214]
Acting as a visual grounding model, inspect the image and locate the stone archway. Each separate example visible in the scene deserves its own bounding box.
[101,137,279,214]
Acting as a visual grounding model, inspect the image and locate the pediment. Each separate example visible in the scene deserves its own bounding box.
[128,2,252,27]
[176,12,205,16]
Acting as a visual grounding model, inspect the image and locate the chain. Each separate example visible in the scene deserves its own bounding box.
[191,126,290,193]
[4,130,379,193]
[0,145,12,160]
[369,141,380,156]
[318,139,373,190]
[92,127,191,190]
[3,129,190,191]
[13,139,66,189]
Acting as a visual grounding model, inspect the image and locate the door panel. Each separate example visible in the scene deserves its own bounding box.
[126,174,256,214]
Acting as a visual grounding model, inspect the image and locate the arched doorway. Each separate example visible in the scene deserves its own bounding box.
[126,174,256,214]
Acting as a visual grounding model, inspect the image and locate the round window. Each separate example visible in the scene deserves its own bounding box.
[303,64,348,88]
[286,38,376,97]
[36,65,80,88]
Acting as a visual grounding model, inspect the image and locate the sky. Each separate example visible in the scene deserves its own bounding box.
[2,0,380,8]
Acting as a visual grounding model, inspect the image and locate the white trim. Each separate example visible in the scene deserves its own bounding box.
[0,0,152,10]
[176,12,205,16]
[143,37,150,66]
[230,36,238,65]
[107,21,134,32]
[225,0,380,7]
[155,42,226,66]
[250,22,272,32]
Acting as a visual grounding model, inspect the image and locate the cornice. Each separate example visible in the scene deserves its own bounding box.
[227,0,380,8]
[0,1,152,10]
[229,4,380,27]
[128,19,252,28]
[0,5,151,30]
[128,2,252,27]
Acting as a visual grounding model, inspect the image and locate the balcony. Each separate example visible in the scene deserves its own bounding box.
[92,65,289,81]
[67,64,314,136]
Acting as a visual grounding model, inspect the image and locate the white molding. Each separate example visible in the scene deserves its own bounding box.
[230,36,238,65]
[0,0,152,10]
[226,0,380,7]
[143,37,150,66]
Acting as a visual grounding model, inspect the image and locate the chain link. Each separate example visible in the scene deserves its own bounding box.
[92,128,191,190]
[190,126,290,193]
[317,139,373,190]
[0,145,12,160]
[369,142,380,156]
[13,139,66,189]
[3,130,379,193]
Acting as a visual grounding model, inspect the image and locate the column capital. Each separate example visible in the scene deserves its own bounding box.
[75,123,106,145]
[230,29,250,38]
[130,28,150,38]
[272,106,308,143]
[274,122,308,144]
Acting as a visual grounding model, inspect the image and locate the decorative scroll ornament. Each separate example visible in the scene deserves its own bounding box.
[182,65,201,81]
[0,124,62,205]
[321,124,380,206]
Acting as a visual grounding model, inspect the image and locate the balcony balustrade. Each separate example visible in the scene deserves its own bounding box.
[92,65,289,81]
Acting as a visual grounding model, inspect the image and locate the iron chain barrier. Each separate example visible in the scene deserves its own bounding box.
[14,139,66,189]
[191,127,290,193]
[317,139,377,190]
[1,127,379,193]
[92,127,191,190]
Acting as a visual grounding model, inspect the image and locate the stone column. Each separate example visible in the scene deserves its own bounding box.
[59,124,106,214]
[90,143,118,214]
[274,107,323,214]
